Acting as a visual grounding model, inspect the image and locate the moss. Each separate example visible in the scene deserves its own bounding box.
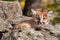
[56,9,60,13]
[52,17,60,25]
[47,4,57,10]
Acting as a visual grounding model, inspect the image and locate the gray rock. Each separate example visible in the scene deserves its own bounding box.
[3,25,60,40]
[0,18,12,31]
[0,1,22,24]
[11,16,33,24]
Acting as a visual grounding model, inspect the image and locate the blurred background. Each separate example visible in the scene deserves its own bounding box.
[0,0,60,25]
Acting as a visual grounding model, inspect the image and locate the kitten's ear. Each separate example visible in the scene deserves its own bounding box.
[48,11,53,14]
[48,10,54,16]
[31,9,37,14]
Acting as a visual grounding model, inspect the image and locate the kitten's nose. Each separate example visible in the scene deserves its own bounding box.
[43,22,45,24]
[39,22,42,24]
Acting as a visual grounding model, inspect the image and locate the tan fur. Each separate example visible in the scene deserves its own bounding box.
[14,19,37,29]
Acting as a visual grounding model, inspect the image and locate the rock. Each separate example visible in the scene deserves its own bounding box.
[0,18,12,31]
[11,16,33,24]
[0,17,12,40]
[1,24,60,40]
[1,28,45,40]
[0,1,22,24]
[55,24,60,29]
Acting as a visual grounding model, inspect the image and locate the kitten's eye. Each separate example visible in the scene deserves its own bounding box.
[43,22,45,24]
[37,16,40,19]
[43,18,45,20]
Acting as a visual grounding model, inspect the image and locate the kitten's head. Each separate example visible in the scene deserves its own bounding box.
[31,8,53,24]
